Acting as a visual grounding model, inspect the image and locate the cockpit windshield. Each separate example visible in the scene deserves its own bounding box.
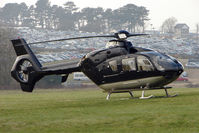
[142,51,178,71]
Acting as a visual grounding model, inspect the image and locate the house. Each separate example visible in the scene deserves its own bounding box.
[174,23,189,37]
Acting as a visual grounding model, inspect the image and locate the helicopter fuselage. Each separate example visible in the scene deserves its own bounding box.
[10,31,184,99]
[80,41,183,93]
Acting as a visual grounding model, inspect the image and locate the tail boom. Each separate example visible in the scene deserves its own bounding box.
[11,38,80,92]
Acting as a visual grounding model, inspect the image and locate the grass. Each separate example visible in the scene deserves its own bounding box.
[0,88,199,133]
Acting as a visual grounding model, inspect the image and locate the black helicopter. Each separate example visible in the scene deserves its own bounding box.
[11,30,183,99]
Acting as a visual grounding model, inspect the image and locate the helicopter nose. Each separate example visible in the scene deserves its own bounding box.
[177,62,184,75]
[164,61,184,80]
[174,59,184,75]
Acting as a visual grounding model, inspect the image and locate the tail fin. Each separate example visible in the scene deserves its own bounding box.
[11,38,43,92]
[11,38,42,69]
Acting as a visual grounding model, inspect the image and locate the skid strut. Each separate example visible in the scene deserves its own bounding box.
[139,90,153,99]
[164,89,178,97]
[129,91,134,98]
[106,92,112,100]
[106,91,134,100]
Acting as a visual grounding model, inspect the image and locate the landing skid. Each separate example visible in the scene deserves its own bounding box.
[139,87,178,99]
[105,87,178,100]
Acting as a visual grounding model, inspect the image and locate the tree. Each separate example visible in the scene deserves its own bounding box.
[21,5,37,27]
[103,8,113,32]
[0,23,17,88]
[53,1,78,30]
[0,3,22,25]
[64,1,78,14]
[35,0,51,28]
[80,7,105,32]
[0,1,149,32]
[19,3,29,26]
[110,4,149,33]
[161,17,177,33]
[136,6,149,32]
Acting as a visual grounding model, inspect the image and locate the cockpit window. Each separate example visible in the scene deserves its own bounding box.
[152,54,176,71]
[122,58,136,71]
[109,60,118,71]
[137,56,154,71]
[143,52,178,71]
[106,40,124,48]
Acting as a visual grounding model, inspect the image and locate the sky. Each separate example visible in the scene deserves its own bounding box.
[0,0,199,32]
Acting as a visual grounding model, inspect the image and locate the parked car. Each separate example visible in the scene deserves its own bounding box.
[186,59,199,68]
[176,76,189,81]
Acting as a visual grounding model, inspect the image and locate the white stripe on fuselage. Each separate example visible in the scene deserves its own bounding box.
[99,76,165,92]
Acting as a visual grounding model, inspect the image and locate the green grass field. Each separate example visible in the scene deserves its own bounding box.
[0,88,199,133]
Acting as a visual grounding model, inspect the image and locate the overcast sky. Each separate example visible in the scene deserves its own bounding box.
[0,0,199,32]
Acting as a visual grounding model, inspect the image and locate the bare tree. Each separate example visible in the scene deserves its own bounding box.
[161,17,177,33]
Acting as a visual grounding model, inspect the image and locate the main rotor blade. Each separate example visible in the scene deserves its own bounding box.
[28,35,115,45]
[128,33,148,37]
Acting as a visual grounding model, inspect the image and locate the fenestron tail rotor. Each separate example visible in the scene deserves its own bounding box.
[16,59,33,83]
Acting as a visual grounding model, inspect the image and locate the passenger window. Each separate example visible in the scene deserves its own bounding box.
[122,58,136,71]
[109,60,118,71]
[137,56,154,71]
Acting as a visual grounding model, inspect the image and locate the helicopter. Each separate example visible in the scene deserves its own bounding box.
[10,30,184,100]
